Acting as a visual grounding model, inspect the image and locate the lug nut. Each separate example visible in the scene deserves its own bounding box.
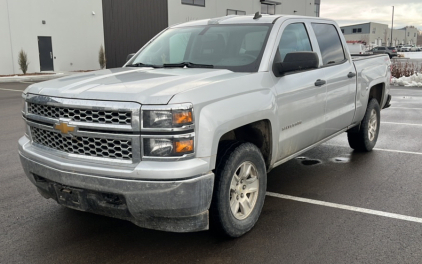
[241,193,244,198]
[243,185,246,190]
[236,195,239,200]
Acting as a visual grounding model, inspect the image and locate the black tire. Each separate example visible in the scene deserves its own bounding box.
[211,141,267,237]
[347,98,381,151]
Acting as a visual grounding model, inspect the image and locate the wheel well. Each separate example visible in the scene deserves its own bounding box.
[218,120,272,170]
[369,83,384,106]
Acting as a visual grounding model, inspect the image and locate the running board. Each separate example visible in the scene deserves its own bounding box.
[269,128,348,171]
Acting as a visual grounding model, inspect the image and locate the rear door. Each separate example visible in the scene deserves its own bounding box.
[271,21,327,160]
[310,23,356,137]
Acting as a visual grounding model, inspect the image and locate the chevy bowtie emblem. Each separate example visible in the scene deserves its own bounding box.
[54,122,76,134]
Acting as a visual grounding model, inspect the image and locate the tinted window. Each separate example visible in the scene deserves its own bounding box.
[312,23,346,65]
[278,23,312,61]
[378,47,386,50]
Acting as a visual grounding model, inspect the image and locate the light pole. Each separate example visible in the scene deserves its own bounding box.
[390,6,394,46]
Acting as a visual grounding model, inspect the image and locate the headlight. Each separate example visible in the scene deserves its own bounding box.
[143,136,194,157]
[142,104,194,130]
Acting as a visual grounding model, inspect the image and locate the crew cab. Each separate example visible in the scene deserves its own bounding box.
[19,14,391,237]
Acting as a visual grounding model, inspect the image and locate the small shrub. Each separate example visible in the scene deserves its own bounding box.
[391,60,422,78]
[99,45,106,69]
[18,49,29,74]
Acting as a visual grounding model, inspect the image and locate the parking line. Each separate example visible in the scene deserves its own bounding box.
[267,192,422,224]
[388,107,422,110]
[382,121,422,126]
[323,144,422,156]
[0,88,24,92]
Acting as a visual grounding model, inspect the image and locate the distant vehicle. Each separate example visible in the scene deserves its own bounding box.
[369,46,397,58]
[401,45,417,52]
[347,43,367,55]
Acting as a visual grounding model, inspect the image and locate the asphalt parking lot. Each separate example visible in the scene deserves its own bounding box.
[1,82,422,263]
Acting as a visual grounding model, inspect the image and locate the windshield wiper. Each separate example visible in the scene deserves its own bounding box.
[163,62,214,68]
[126,63,162,68]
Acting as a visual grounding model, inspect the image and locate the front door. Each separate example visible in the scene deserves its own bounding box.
[38,36,54,71]
[272,22,327,160]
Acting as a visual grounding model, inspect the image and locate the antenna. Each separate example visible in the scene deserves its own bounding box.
[253,12,262,19]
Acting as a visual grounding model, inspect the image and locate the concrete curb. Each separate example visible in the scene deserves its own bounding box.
[0,73,68,83]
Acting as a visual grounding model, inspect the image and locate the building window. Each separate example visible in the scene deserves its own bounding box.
[181,0,205,7]
[352,28,362,33]
[408,32,410,37]
[227,9,246,15]
[261,4,275,15]
[341,29,344,33]
[372,28,376,34]
[415,33,417,37]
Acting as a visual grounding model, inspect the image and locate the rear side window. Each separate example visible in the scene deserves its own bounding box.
[311,23,346,65]
[278,23,312,61]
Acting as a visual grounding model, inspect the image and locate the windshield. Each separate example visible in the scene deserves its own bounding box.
[128,24,273,72]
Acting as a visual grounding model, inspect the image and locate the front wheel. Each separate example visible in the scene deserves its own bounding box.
[211,142,267,237]
[347,98,380,151]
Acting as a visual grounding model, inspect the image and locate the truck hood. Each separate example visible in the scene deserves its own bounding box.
[24,67,249,104]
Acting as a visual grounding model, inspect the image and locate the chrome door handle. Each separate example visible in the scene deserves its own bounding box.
[50,52,53,59]
[347,72,356,78]
[314,79,326,86]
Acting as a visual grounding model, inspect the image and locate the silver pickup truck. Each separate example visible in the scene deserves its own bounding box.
[19,14,391,237]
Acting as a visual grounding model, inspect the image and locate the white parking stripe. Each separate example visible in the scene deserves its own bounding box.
[372,148,422,155]
[389,107,422,110]
[0,88,24,92]
[266,192,422,224]
[323,144,422,155]
[382,121,422,126]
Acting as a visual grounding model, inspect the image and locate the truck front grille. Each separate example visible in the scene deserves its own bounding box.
[28,103,132,125]
[31,127,133,161]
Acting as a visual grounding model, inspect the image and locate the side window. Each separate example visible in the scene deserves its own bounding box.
[278,23,312,61]
[312,23,346,65]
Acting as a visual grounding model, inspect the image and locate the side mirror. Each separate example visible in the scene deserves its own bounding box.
[126,53,136,62]
[273,52,319,77]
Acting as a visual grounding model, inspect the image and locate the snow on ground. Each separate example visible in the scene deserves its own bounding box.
[391,73,422,87]
[397,52,422,59]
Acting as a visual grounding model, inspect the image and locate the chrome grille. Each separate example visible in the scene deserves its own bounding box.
[31,127,133,160]
[28,103,132,125]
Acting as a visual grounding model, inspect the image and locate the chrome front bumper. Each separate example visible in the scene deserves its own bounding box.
[19,136,214,232]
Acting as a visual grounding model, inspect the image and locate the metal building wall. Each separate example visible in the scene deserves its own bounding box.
[102,0,168,68]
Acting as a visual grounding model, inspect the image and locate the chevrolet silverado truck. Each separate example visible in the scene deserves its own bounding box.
[19,14,392,237]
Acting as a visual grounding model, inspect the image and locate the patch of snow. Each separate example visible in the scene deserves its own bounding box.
[391,73,422,87]
[397,52,422,59]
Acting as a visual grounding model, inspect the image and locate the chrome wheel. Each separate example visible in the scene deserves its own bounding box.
[368,109,377,141]
[229,161,259,220]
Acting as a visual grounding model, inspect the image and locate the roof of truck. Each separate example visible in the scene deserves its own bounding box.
[171,14,332,28]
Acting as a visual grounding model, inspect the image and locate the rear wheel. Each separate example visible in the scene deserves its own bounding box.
[211,141,267,237]
[347,98,380,151]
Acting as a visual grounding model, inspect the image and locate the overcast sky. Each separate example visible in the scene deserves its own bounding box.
[321,0,422,30]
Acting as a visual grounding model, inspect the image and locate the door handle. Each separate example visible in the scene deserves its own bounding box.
[347,72,356,78]
[50,52,53,59]
[314,79,326,86]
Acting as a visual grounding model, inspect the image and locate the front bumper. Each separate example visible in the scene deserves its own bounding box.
[19,138,214,233]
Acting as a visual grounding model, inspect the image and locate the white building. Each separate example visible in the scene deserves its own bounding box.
[1,0,321,75]
[1,0,105,75]
[340,22,418,47]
